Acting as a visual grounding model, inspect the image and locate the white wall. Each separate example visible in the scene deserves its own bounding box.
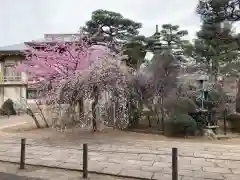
[4,86,21,102]
[0,88,3,106]
[0,55,28,107]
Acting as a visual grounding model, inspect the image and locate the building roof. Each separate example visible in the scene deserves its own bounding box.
[0,43,28,52]
[0,33,80,52]
[43,33,80,42]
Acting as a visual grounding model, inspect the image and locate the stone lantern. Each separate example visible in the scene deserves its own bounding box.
[197,75,208,109]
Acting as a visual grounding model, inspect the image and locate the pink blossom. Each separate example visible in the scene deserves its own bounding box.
[15,37,111,100]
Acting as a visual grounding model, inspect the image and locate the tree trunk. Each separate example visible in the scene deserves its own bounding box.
[211,58,218,83]
[127,99,142,128]
[77,98,84,119]
[91,86,98,131]
[236,79,240,113]
[135,102,142,127]
[36,102,49,128]
[160,87,164,132]
[26,108,41,128]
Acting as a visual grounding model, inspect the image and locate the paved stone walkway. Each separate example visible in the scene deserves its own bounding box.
[0,161,133,180]
[0,172,44,180]
[1,138,240,180]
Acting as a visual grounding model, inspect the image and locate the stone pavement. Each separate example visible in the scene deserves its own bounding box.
[0,161,133,180]
[1,138,240,180]
[0,172,44,180]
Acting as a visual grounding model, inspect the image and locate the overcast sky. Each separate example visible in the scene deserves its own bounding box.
[1,0,203,46]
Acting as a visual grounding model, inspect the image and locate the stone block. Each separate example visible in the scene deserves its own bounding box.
[152,173,172,180]
[120,169,153,179]
[202,166,231,174]
[101,166,122,174]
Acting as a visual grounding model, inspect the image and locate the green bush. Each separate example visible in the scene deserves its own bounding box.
[164,113,197,137]
[236,96,240,113]
[165,97,198,114]
[227,113,240,132]
[0,99,16,116]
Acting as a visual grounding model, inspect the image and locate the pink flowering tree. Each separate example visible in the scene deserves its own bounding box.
[59,48,133,130]
[16,34,134,130]
[17,38,110,96]
[16,31,181,132]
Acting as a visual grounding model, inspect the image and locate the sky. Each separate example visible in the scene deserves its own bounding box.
[0,0,202,47]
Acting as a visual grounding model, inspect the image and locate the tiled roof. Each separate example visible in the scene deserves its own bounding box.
[0,33,82,51]
[0,43,28,52]
[43,34,80,42]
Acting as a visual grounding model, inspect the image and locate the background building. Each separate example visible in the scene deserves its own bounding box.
[0,34,78,108]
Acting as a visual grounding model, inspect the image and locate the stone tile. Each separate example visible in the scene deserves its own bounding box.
[102,166,122,174]
[154,155,172,162]
[223,160,240,169]
[127,159,154,166]
[107,158,153,167]
[193,171,225,179]
[179,164,203,171]
[140,154,157,161]
[39,155,61,161]
[178,157,191,165]
[66,157,82,164]
[59,162,80,170]
[140,165,163,173]
[194,152,217,159]
[230,168,240,174]
[224,174,240,180]
[26,151,51,156]
[121,155,142,161]
[190,158,215,167]
[161,167,172,174]
[0,163,19,173]
[20,169,59,179]
[120,169,153,179]
[0,155,19,162]
[178,169,194,177]
[152,161,171,168]
[26,158,64,167]
[89,161,125,171]
[179,151,194,156]
[107,158,128,164]
[202,166,232,174]
[152,173,172,180]
[181,177,211,180]
[88,165,105,172]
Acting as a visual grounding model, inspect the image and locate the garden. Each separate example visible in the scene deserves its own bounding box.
[4,1,240,140]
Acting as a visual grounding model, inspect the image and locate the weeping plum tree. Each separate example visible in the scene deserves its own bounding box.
[59,47,133,129]
[16,37,111,129]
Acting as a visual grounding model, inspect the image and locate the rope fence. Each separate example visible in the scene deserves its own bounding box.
[8,138,179,180]
[0,140,238,161]
[0,138,238,180]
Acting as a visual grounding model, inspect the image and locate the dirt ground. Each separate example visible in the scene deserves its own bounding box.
[1,121,240,146]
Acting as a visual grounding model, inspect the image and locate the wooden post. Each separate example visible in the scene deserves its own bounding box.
[19,138,26,169]
[172,147,178,180]
[83,144,88,178]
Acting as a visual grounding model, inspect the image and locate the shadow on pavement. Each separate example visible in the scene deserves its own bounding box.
[0,172,45,180]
